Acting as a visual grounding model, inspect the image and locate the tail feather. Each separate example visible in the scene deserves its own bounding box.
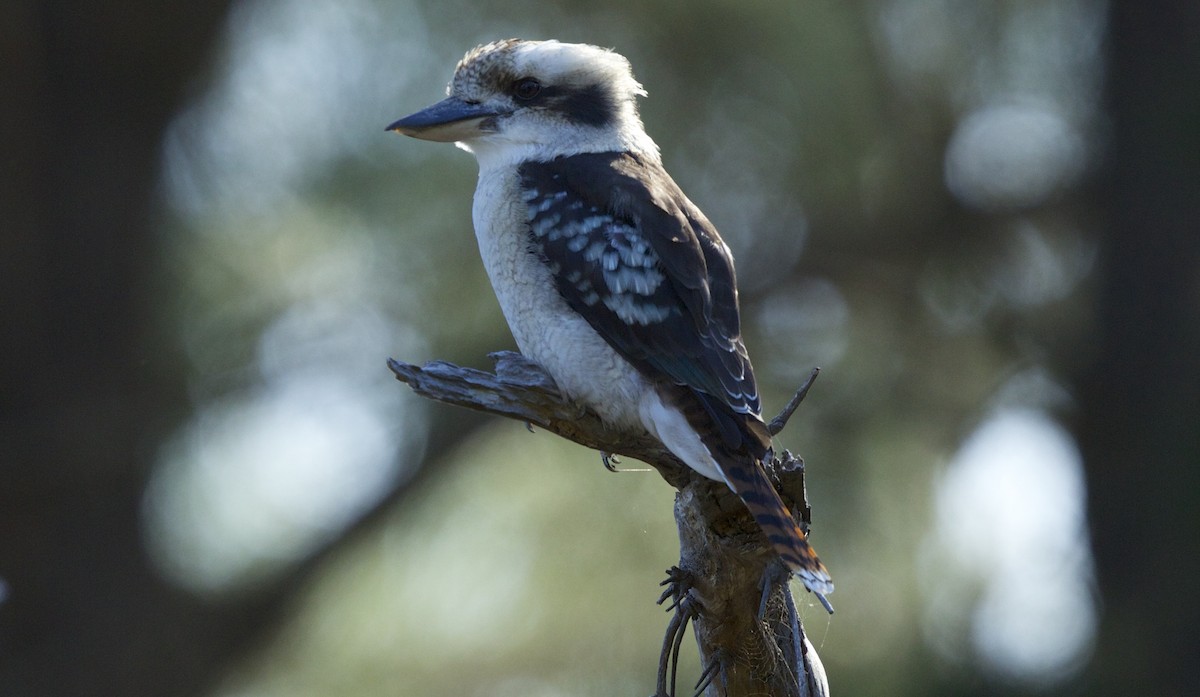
[655,385,834,596]
[722,459,834,596]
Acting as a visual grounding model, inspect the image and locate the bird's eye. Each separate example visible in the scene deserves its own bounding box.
[513,78,542,100]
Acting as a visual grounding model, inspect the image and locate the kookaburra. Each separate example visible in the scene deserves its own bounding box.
[389,39,833,598]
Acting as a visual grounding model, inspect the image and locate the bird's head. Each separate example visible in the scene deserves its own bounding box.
[388,39,659,166]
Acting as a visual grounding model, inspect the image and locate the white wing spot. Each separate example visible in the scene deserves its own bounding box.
[566,234,590,252]
[603,265,664,295]
[584,240,608,262]
[571,216,609,238]
[531,213,562,238]
[603,293,673,325]
[602,250,620,271]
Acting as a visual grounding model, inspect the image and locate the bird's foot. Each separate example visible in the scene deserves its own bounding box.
[757,561,789,621]
[654,567,714,697]
[601,451,650,473]
[693,654,723,697]
[656,565,693,611]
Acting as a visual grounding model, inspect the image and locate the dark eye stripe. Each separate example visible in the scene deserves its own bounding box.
[514,82,616,128]
[513,77,541,100]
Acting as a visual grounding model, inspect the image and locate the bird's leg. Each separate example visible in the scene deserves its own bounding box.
[693,654,723,697]
[654,566,705,697]
[756,562,830,696]
[656,565,692,611]
[757,560,790,621]
[601,451,650,473]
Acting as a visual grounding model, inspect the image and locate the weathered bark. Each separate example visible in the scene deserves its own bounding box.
[389,352,830,697]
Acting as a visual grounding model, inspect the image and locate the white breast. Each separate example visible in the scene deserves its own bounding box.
[471,165,651,429]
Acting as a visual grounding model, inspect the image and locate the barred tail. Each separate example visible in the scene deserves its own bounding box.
[651,386,834,596]
[723,460,834,596]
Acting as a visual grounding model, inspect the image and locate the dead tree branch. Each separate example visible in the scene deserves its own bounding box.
[388,352,830,697]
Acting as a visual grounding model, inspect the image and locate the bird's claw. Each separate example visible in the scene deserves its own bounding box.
[602,451,651,473]
[693,655,722,697]
[657,565,692,611]
[655,567,717,697]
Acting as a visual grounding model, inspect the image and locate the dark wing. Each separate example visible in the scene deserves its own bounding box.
[518,151,765,455]
[521,152,834,597]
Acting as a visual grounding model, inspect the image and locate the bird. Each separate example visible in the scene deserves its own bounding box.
[388,39,833,598]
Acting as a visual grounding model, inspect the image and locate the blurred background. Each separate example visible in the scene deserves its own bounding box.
[2,1,1197,695]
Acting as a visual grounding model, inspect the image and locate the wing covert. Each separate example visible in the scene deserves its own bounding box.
[519,152,764,445]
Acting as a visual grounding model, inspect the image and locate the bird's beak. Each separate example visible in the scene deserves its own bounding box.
[386,96,500,143]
